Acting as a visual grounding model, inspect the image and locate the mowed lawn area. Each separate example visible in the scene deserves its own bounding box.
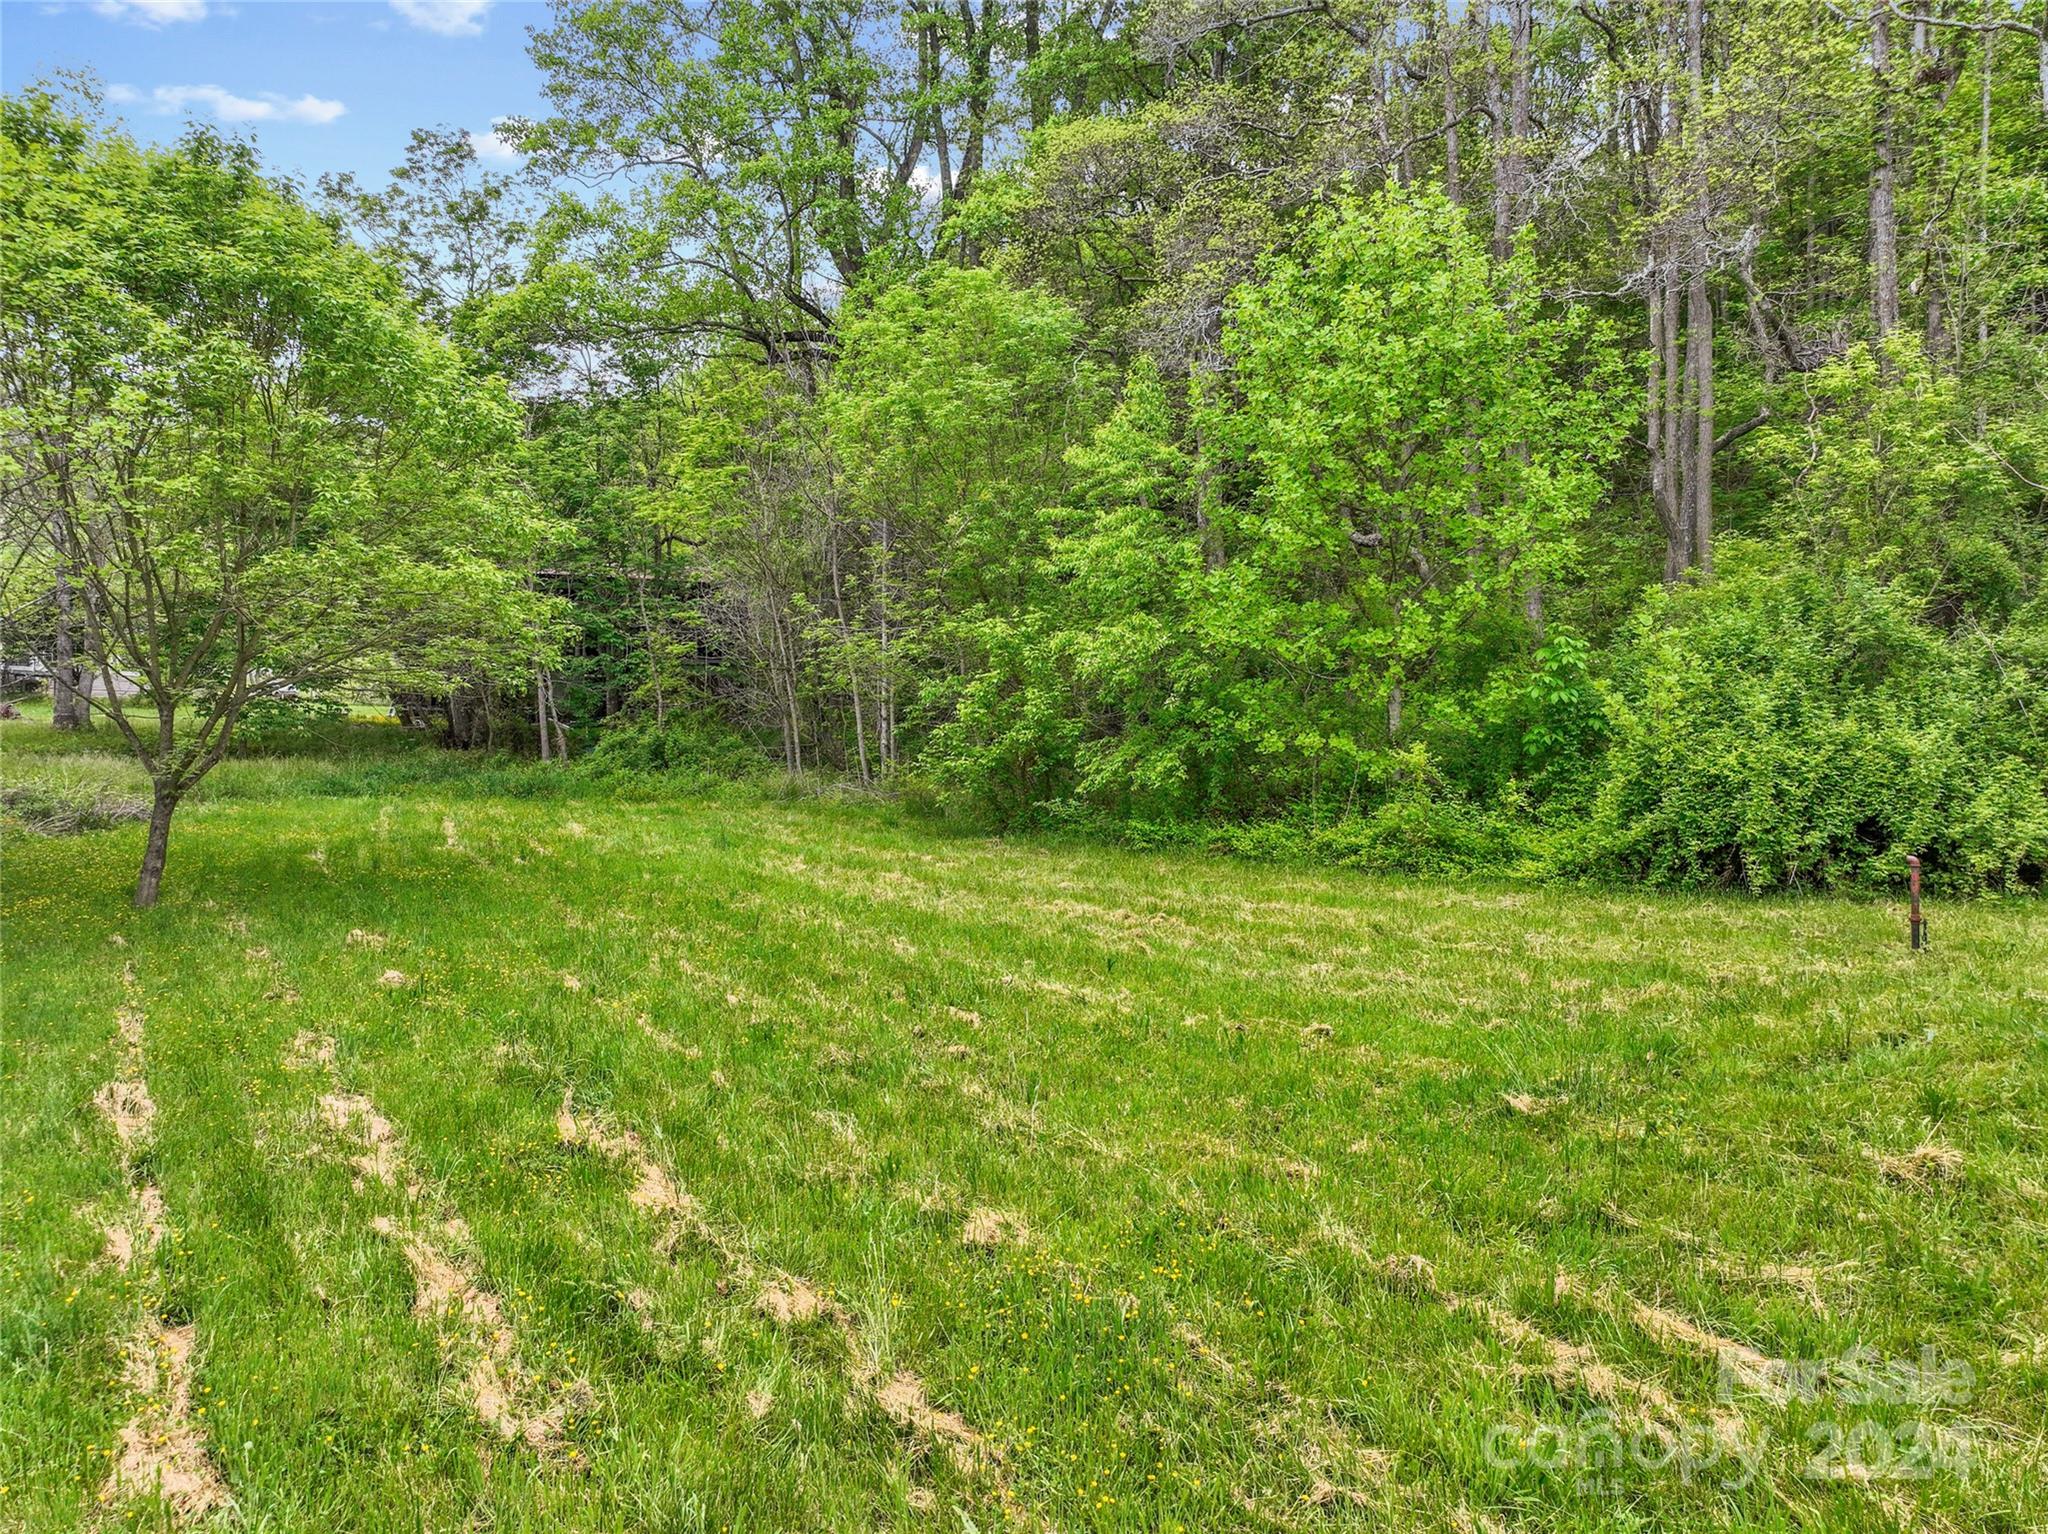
[3,725,2045,1532]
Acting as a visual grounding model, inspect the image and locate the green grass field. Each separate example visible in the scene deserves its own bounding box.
[3,716,2045,1532]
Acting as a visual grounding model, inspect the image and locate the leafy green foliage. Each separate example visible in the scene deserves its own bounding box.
[1744,337,2046,628]
[1199,186,1629,788]
[918,190,1632,835]
[1582,546,2047,893]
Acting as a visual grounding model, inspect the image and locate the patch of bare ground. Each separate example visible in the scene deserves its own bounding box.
[1501,1091,1568,1118]
[1601,1203,1852,1313]
[755,1277,831,1326]
[873,1371,987,1473]
[560,1093,1008,1490]
[284,1030,335,1071]
[752,1262,1000,1477]
[964,1083,1046,1144]
[91,1010,159,1254]
[1452,1508,1509,1534]
[669,952,775,1017]
[103,1319,231,1518]
[760,1271,997,1476]
[1172,1321,1238,1381]
[1707,1259,1851,1314]
[1456,1290,1723,1444]
[115,1004,145,1051]
[233,935,300,1005]
[635,1012,686,1052]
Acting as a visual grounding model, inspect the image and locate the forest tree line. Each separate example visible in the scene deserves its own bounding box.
[7,0,2048,896]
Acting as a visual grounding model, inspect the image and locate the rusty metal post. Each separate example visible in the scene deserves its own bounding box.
[1907,854,1925,950]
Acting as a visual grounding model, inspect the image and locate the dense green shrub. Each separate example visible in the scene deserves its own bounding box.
[1310,788,1540,878]
[580,713,764,784]
[1046,760,1540,880]
[1576,546,2047,893]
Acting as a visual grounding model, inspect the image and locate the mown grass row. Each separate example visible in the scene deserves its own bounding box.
[3,735,2044,1531]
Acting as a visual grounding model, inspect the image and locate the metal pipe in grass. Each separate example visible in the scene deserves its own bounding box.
[1907,854,1926,951]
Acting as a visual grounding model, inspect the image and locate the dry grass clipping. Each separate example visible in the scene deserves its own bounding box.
[104,1320,230,1518]
[961,1207,1028,1249]
[1872,1143,1965,1185]
[94,1078,156,1149]
[370,1215,587,1452]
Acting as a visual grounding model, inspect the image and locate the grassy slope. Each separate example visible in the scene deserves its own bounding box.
[2,720,2044,1532]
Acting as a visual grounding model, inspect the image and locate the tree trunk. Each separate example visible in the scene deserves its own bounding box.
[1871,4,1901,338]
[636,580,667,728]
[828,537,871,785]
[1192,413,1227,571]
[1652,264,1692,584]
[547,675,569,759]
[876,515,894,771]
[1024,0,1047,130]
[51,567,86,729]
[928,23,954,203]
[1688,272,1714,576]
[1441,5,1461,206]
[1484,4,1509,262]
[1974,15,1995,427]
[2037,7,2047,121]
[134,787,177,909]
[1667,274,1693,580]
[1649,281,1674,583]
[1497,0,1532,261]
[450,684,488,750]
[1682,0,1713,576]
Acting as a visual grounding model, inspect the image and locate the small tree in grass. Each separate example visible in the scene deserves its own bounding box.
[0,92,565,905]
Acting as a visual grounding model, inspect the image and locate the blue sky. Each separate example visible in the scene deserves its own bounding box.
[0,0,553,189]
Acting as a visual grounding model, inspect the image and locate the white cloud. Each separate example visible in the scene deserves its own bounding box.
[390,0,491,36]
[92,0,208,24]
[909,163,942,203]
[115,83,347,126]
[467,124,522,165]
